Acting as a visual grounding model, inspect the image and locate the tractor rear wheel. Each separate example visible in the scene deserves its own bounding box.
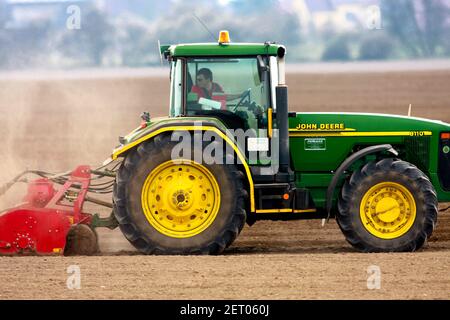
[113,133,247,255]
[337,158,437,252]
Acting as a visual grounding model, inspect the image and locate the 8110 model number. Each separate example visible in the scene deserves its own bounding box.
[409,131,427,136]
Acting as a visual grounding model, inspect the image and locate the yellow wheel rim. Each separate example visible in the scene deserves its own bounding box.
[141,159,221,238]
[360,182,416,239]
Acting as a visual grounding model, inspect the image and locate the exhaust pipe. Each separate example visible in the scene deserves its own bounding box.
[276,85,289,174]
[275,46,292,178]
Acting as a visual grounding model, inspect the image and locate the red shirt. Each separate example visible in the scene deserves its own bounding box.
[191,82,227,109]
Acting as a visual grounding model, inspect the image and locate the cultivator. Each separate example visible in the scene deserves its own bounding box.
[0,163,119,256]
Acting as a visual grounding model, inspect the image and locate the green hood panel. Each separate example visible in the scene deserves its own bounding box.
[289,112,450,133]
[288,112,450,173]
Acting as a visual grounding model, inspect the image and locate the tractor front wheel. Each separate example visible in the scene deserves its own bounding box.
[337,158,437,252]
[113,133,247,255]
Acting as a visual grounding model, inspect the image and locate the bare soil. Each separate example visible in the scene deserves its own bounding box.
[0,68,449,299]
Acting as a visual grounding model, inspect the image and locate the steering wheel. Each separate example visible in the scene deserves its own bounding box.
[231,88,252,112]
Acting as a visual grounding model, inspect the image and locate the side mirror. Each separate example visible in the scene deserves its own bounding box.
[256,55,269,81]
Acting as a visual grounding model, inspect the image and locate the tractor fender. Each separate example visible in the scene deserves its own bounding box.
[112,123,256,212]
[326,144,398,220]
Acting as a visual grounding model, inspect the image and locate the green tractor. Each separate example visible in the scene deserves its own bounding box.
[110,31,449,254]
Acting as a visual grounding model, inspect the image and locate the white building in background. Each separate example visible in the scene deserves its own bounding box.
[283,0,380,34]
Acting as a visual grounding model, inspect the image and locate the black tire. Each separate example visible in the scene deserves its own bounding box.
[64,224,99,256]
[113,133,247,255]
[337,158,437,252]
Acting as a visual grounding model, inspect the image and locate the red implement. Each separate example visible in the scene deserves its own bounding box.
[0,165,93,255]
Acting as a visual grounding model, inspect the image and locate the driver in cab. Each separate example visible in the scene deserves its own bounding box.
[191,68,243,110]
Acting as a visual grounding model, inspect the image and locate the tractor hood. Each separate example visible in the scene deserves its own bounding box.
[289,112,450,136]
[287,112,450,182]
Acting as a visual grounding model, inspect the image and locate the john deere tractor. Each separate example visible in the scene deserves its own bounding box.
[110,31,450,254]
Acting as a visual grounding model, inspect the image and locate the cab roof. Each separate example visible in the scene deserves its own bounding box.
[165,42,284,57]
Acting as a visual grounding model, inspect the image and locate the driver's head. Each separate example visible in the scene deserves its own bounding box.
[196,68,213,90]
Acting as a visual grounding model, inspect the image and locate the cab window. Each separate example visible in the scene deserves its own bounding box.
[185,57,270,131]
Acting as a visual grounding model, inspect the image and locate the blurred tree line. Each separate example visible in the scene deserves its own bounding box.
[0,0,300,69]
[381,0,450,58]
[0,0,449,69]
[320,0,450,61]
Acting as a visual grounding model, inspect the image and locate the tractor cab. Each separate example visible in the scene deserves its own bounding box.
[162,31,293,190]
[164,31,287,136]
